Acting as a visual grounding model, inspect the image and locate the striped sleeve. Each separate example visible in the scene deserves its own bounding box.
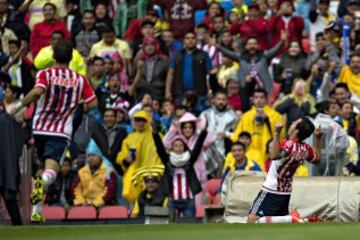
[35,70,48,89]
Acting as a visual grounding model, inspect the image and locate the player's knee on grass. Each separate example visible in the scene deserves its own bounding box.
[247,214,259,223]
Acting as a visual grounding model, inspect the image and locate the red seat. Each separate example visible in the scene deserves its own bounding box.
[67,206,97,220]
[196,205,205,218]
[43,206,66,220]
[206,179,221,197]
[98,206,128,219]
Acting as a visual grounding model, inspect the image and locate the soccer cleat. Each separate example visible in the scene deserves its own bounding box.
[30,177,44,205]
[290,210,305,223]
[31,212,45,224]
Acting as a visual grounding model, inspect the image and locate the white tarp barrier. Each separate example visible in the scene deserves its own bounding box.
[221,172,360,223]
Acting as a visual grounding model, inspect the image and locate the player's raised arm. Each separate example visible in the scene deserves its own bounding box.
[269,123,283,160]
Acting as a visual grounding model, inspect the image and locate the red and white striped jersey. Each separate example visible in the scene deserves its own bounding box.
[262,139,318,195]
[172,168,193,201]
[32,67,96,139]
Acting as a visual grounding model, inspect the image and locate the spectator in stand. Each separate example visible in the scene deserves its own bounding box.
[3,84,20,114]
[338,101,358,139]
[45,154,76,207]
[116,110,164,203]
[131,175,168,218]
[20,0,67,30]
[267,0,304,52]
[129,36,168,102]
[3,40,34,96]
[72,141,117,207]
[30,3,70,58]
[93,2,113,34]
[273,40,308,96]
[309,101,349,176]
[73,10,100,59]
[274,79,317,131]
[161,29,182,59]
[219,29,234,49]
[231,0,248,15]
[266,0,279,18]
[160,99,175,132]
[200,90,238,177]
[89,25,133,75]
[0,0,30,43]
[0,24,18,55]
[256,0,268,18]
[226,79,242,114]
[113,0,154,38]
[333,83,352,106]
[163,112,216,204]
[217,55,239,88]
[92,109,127,174]
[222,142,262,184]
[216,32,286,110]
[34,31,86,75]
[152,124,208,219]
[103,56,115,80]
[337,53,360,103]
[151,0,208,40]
[166,32,213,104]
[202,1,224,29]
[236,131,262,168]
[196,23,223,69]
[232,89,285,170]
[230,3,269,50]
[308,0,335,51]
[88,56,106,92]
[99,74,130,113]
[210,14,227,38]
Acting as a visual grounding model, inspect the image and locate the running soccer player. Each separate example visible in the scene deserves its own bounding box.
[13,40,98,223]
[247,117,322,224]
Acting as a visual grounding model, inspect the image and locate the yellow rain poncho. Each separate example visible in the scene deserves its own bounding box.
[231,105,285,170]
[116,111,164,203]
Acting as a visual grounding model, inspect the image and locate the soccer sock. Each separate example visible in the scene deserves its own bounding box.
[32,169,57,215]
[256,215,292,224]
[41,169,57,189]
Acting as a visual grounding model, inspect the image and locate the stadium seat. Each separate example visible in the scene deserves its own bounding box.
[206,179,221,197]
[43,206,66,220]
[196,205,205,218]
[67,206,97,220]
[98,206,128,219]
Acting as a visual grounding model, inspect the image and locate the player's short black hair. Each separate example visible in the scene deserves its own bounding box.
[53,40,73,64]
[232,141,246,151]
[252,88,267,98]
[238,131,252,140]
[295,117,315,142]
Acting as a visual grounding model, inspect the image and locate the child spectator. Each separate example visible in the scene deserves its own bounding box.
[72,141,117,207]
[131,175,168,218]
[152,127,208,219]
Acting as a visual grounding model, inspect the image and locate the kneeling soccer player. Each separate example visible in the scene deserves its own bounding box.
[247,117,322,223]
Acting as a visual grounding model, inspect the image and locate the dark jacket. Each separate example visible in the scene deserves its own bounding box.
[45,170,76,206]
[273,53,308,94]
[4,9,30,41]
[137,189,167,217]
[92,124,127,175]
[138,56,168,101]
[0,111,26,191]
[173,49,208,97]
[152,130,208,196]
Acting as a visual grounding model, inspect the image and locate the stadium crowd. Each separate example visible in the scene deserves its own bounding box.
[1,0,360,224]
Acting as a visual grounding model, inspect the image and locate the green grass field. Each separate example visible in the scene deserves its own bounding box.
[1,223,359,240]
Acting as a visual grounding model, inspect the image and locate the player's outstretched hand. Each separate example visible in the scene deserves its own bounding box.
[314,125,322,139]
[275,123,284,134]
